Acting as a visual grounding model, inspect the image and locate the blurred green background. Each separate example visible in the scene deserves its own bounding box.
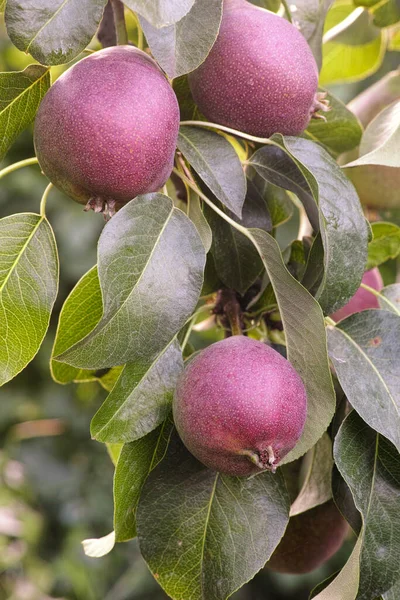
[0,11,398,600]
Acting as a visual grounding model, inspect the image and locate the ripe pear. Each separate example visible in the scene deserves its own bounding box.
[331,268,383,322]
[173,336,307,476]
[34,46,180,216]
[188,0,325,138]
[267,500,349,574]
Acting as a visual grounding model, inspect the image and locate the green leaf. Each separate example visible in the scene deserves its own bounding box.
[114,419,173,542]
[249,137,369,314]
[383,579,400,600]
[178,126,246,218]
[51,266,102,384]
[140,0,223,78]
[248,172,294,228]
[367,222,400,269]
[290,433,333,516]
[0,1,5,12]
[247,229,336,463]
[204,181,270,295]
[136,430,290,600]
[173,76,202,121]
[0,65,50,161]
[320,2,385,85]
[0,213,58,386]
[304,88,363,157]
[106,443,123,466]
[5,0,107,65]
[327,310,400,454]
[291,0,334,69]
[124,0,195,28]
[379,284,400,313]
[55,194,205,369]
[315,411,400,600]
[187,190,212,253]
[91,339,183,443]
[346,101,400,168]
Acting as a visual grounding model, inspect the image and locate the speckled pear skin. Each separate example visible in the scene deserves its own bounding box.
[331,268,383,322]
[267,500,349,574]
[34,46,180,207]
[188,0,319,138]
[173,336,307,477]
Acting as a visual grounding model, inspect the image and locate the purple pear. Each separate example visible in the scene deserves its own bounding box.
[188,0,326,138]
[267,500,349,574]
[173,336,307,477]
[331,268,383,322]
[34,46,180,216]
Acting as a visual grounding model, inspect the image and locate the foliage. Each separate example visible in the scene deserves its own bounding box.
[0,1,399,599]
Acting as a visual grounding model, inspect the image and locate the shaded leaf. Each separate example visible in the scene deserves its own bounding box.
[124,0,195,28]
[140,0,223,78]
[346,101,400,168]
[114,419,173,542]
[55,194,205,369]
[249,137,369,314]
[367,221,400,269]
[136,430,290,600]
[316,411,400,600]
[291,0,334,69]
[290,433,333,516]
[5,0,107,65]
[379,284,400,314]
[304,88,363,157]
[91,339,183,443]
[328,310,400,454]
[0,65,50,161]
[205,181,271,295]
[178,126,246,218]
[188,189,212,253]
[0,213,58,386]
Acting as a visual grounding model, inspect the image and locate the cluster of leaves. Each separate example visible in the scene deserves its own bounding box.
[1,1,400,600]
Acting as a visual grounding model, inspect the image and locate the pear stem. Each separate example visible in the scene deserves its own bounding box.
[40,183,54,217]
[281,0,293,24]
[0,157,39,180]
[111,0,128,45]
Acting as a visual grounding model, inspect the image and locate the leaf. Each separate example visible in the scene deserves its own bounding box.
[140,0,223,78]
[0,1,5,12]
[304,88,363,157]
[81,531,115,558]
[379,284,400,313]
[114,419,173,542]
[106,443,123,466]
[173,75,202,121]
[5,0,107,66]
[55,194,205,369]
[320,1,386,85]
[51,266,102,384]
[345,101,400,168]
[249,137,369,314]
[360,0,400,27]
[0,213,58,387]
[178,126,246,218]
[0,65,50,161]
[290,433,333,516]
[291,0,334,69]
[383,578,400,600]
[136,430,290,600]
[367,222,400,269]
[315,411,400,600]
[124,0,195,28]
[246,229,336,463]
[327,310,400,454]
[91,338,183,443]
[204,181,270,295]
[188,190,212,253]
